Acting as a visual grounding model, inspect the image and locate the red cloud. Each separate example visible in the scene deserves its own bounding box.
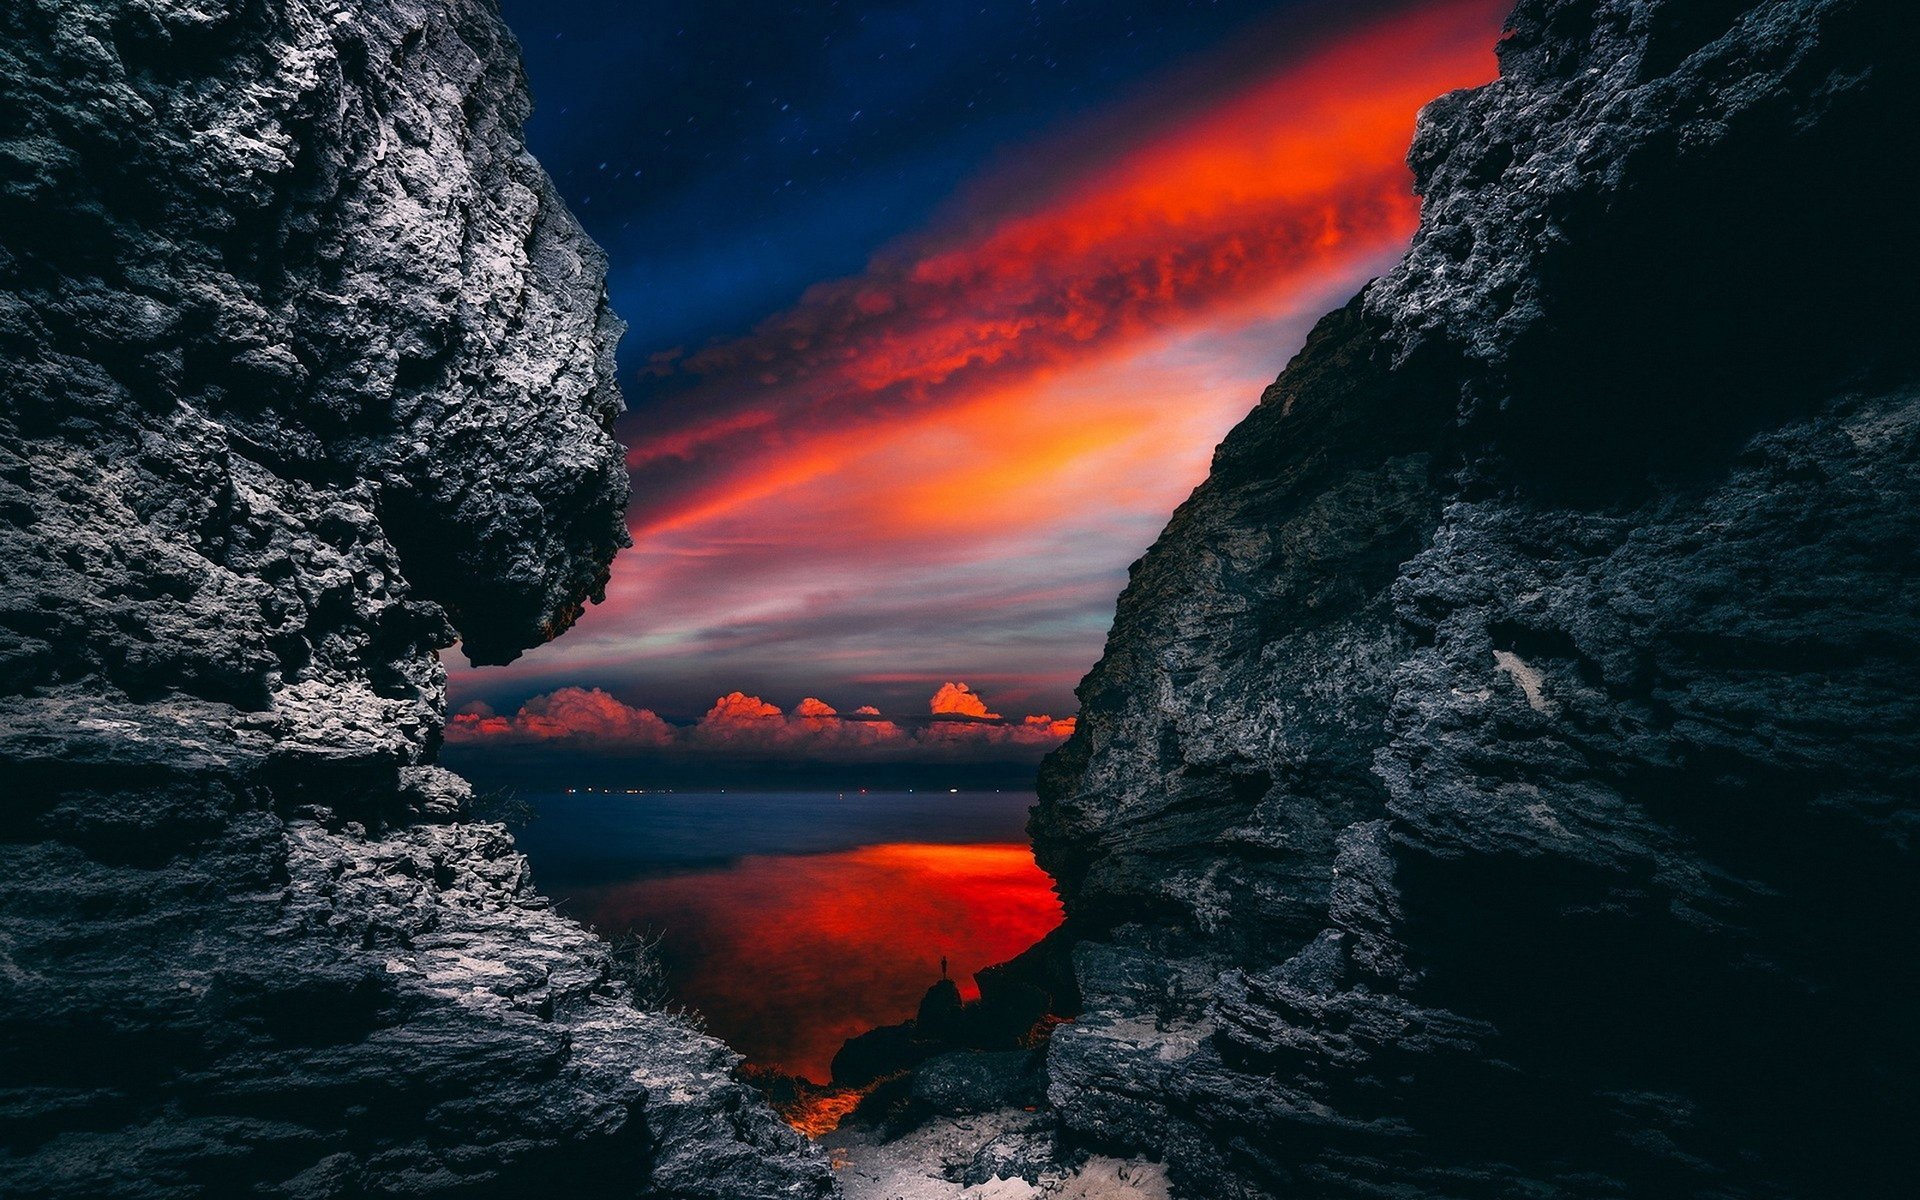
[1025,714,1078,738]
[700,690,785,727]
[689,692,902,754]
[930,681,1000,720]
[449,683,1072,761]
[447,688,675,746]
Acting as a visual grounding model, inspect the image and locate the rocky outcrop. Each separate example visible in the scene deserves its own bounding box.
[0,1,828,1195]
[831,976,1052,1092]
[1033,2,1920,1196]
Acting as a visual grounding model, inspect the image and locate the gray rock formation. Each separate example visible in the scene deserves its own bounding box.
[0,1,830,1195]
[1032,1,1920,1196]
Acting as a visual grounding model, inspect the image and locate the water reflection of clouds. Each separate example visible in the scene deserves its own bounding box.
[564,841,1062,1082]
[513,789,1038,888]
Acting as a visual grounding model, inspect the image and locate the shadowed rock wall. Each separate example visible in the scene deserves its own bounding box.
[1033,2,1920,1196]
[0,1,829,1195]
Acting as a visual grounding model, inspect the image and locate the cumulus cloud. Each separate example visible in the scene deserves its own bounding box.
[1025,714,1079,738]
[701,691,785,727]
[448,688,675,746]
[448,682,1073,763]
[930,681,1000,720]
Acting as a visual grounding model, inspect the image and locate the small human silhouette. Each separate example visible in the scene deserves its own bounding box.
[940,955,948,980]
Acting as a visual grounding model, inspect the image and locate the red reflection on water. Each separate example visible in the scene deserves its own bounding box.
[565,842,1062,1083]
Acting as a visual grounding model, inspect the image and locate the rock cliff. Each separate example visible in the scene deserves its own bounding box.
[1033,1,1920,1196]
[0,1,829,1195]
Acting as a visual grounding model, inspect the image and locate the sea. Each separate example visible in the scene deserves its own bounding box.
[507,789,1061,1084]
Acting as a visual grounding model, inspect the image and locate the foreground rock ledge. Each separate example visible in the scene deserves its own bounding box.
[0,1,829,1195]
[1033,2,1920,1197]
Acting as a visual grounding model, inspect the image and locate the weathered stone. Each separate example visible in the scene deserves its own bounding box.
[908,1052,1046,1118]
[1033,2,1920,1196]
[0,1,830,1195]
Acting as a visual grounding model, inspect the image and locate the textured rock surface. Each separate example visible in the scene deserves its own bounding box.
[1033,2,1920,1196]
[0,1,828,1195]
[828,1107,1170,1200]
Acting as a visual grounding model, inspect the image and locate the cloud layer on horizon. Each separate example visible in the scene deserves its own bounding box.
[449,682,1076,763]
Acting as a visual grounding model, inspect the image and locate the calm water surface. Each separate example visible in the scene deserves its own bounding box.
[512,790,1061,1082]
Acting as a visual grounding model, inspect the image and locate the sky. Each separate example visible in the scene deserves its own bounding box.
[446,0,1508,778]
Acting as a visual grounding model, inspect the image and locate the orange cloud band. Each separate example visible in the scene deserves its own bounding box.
[449,683,1075,760]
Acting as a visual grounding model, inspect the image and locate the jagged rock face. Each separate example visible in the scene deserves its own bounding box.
[1033,2,1920,1197]
[0,1,829,1196]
